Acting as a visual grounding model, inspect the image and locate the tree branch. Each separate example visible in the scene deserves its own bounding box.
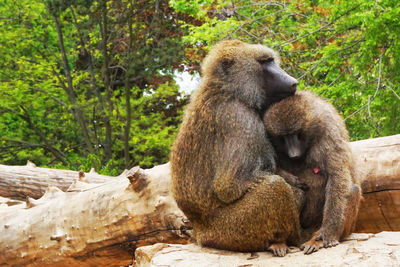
[382,82,400,101]
[29,87,69,110]
[0,106,69,165]
[275,4,361,48]
[51,12,96,155]
[345,52,383,120]
[70,6,112,156]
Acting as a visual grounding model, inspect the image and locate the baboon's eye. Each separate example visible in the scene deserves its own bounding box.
[298,132,305,141]
[258,58,274,65]
[221,59,234,70]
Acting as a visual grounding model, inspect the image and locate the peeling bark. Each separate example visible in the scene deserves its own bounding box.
[0,163,191,267]
[0,162,112,200]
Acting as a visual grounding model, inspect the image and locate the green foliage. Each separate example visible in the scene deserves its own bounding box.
[170,0,213,18]
[0,0,188,174]
[127,83,186,168]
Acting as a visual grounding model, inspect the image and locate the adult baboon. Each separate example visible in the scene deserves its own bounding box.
[170,40,300,256]
[264,90,362,254]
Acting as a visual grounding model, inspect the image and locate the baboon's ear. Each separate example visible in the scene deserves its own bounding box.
[219,58,234,75]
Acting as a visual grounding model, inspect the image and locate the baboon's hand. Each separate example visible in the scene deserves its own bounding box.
[295,181,309,191]
[316,229,339,248]
[276,168,309,191]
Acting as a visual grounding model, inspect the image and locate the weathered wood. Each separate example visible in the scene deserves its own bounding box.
[0,163,191,267]
[0,161,112,200]
[352,134,400,193]
[352,134,400,233]
[355,191,400,233]
[0,196,24,207]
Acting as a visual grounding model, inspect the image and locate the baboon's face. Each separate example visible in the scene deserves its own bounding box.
[201,40,298,107]
[234,43,298,102]
[273,132,309,161]
[257,56,298,102]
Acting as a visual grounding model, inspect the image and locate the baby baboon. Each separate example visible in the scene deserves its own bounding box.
[170,40,300,256]
[264,90,362,254]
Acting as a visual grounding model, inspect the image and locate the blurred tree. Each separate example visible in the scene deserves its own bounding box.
[0,0,189,173]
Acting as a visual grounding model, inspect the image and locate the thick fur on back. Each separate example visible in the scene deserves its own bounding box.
[171,40,279,219]
[170,40,301,252]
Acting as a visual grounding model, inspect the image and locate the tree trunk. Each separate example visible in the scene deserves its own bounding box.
[99,1,113,164]
[52,13,95,156]
[0,163,191,267]
[351,134,400,232]
[70,6,111,153]
[0,161,111,200]
[123,4,134,169]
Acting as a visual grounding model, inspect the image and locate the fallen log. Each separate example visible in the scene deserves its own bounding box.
[352,134,400,232]
[0,135,399,266]
[0,161,111,200]
[0,164,191,267]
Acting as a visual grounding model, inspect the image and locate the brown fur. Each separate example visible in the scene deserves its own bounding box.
[170,40,301,255]
[264,90,362,254]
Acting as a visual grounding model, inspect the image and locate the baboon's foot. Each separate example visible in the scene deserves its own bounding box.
[268,243,289,257]
[316,229,340,248]
[300,238,323,254]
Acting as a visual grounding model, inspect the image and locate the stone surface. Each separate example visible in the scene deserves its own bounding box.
[135,231,400,267]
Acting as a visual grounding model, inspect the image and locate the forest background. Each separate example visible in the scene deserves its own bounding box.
[0,0,399,175]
